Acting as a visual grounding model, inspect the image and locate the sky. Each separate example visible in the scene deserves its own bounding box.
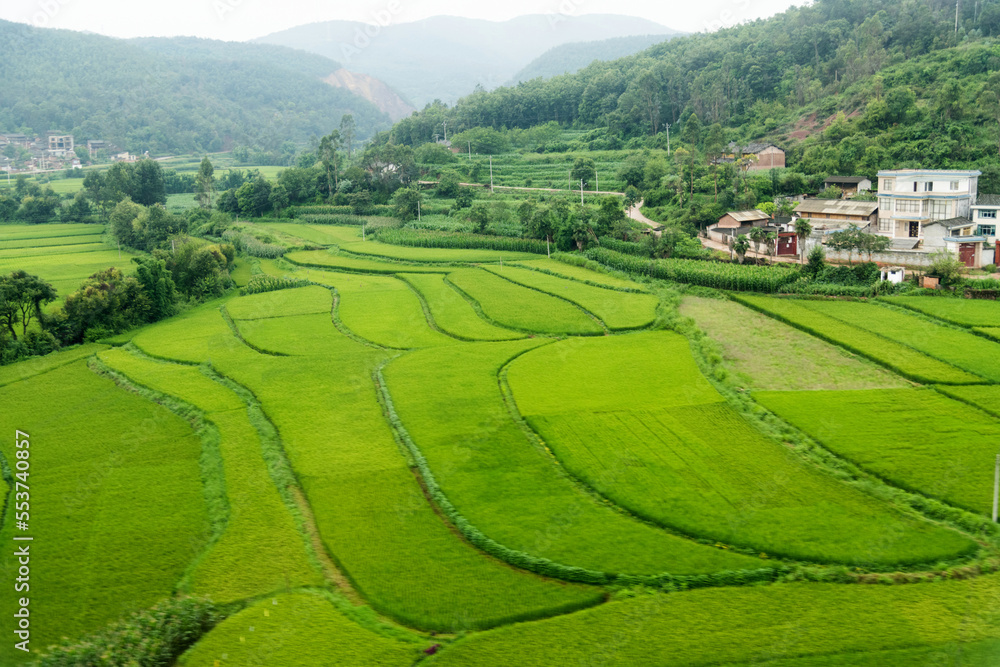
[1,0,804,42]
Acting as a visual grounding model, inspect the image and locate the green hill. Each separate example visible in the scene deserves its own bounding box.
[509,34,679,85]
[390,0,1000,182]
[0,21,390,155]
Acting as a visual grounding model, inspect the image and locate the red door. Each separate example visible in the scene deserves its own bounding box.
[959,243,976,267]
[777,233,797,256]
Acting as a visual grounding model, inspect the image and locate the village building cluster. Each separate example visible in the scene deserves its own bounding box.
[0,131,141,174]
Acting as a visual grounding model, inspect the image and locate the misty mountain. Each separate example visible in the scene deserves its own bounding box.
[0,22,390,155]
[509,34,679,85]
[256,14,678,107]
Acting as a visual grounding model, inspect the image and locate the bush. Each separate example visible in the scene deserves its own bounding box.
[240,275,311,295]
[37,597,220,666]
[222,229,286,258]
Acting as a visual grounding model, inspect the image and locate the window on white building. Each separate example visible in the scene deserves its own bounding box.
[924,182,934,192]
[929,201,949,220]
[979,225,996,237]
[896,200,922,214]
[980,209,997,219]
[878,218,892,232]
[882,178,895,192]
[951,181,960,191]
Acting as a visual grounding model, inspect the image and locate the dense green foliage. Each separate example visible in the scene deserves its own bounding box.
[0,21,388,154]
[374,228,548,255]
[392,0,1000,181]
[586,247,800,292]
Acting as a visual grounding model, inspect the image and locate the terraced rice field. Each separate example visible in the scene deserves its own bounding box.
[886,296,1000,326]
[8,240,1000,665]
[756,388,1000,516]
[448,268,604,335]
[0,223,139,303]
[734,295,982,384]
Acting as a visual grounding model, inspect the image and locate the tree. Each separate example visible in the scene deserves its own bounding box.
[857,231,891,262]
[468,204,490,233]
[764,231,778,264]
[339,114,357,156]
[595,196,625,237]
[318,131,342,199]
[17,193,60,224]
[979,73,1000,156]
[62,191,93,223]
[682,113,703,148]
[748,226,768,257]
[804,244,826,277]
[0,271,57,340]
[268,183,290,215]
[59,268,150,343]
[623,185,641,211]
[132,257,176,322]
[617,155,647,189]
[527,206,556,255]
[132,159,168,206]
[827,224,864,264]
[733,235,750,264]
[570,157,597,189]
[392,187,423,221]
[195,157,215,209]
[927,250,966,286]
[110,198,144,249]
[235,176,273,218]
[705,123,725,203]
[793,217,813,264]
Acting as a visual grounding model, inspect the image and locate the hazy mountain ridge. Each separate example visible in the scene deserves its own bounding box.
[256,14,677,106]
[509,34,682,85]
[0,22,390,155]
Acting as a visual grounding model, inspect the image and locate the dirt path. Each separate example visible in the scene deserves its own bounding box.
[627,200,662,233]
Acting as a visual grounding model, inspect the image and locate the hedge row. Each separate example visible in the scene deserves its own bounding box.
[585,247,800,293]
[374,228,549,254]
[240,275,311,296]
[222,230,286,258]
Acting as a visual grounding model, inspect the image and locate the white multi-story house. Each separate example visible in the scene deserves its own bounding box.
[875,170,980,244]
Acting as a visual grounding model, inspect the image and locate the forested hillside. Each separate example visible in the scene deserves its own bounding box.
[391,0,1000,178]
[509,35,679,85]
[0,22,390,155]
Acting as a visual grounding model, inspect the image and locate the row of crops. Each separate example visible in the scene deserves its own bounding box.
[374,228,549,254]
[585,247,801,292]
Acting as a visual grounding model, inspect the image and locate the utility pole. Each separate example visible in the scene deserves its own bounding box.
[580,179,584,205]
[489,155,494,193]
[443,121,448,142]
[993,453,999,523]
[418,199,421,221]
[596,171,599,194]
[468,141,472,159]
[956,0,961,33]
[665,123,671,155]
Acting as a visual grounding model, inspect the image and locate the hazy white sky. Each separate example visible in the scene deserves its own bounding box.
[1,0,803,41]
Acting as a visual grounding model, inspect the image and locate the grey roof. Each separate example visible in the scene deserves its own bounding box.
[728,142,783,154]
[795,199,879,216]
[924,216,974,229]
[726,210,770,223]
[974,194,1000,207]
[823,176,868,184]
[891,238,920,250]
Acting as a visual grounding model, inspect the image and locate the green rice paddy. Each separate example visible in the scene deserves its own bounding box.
[9,231,1000,664]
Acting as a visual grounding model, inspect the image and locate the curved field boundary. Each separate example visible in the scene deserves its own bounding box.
[511,258,649,293]
[483,265,657,331]
[397,273,525,343]
[502,334,976,568]
[446,268,606,336]
[284,250,447,275]
[881,296,1000,328]
[94,349,324,603]
[131,299,603,632]
[379,343,781,586]
[732,295,982,385]
[425,573,1000,667]
[376,360,781,590]
[0,343,108,388]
